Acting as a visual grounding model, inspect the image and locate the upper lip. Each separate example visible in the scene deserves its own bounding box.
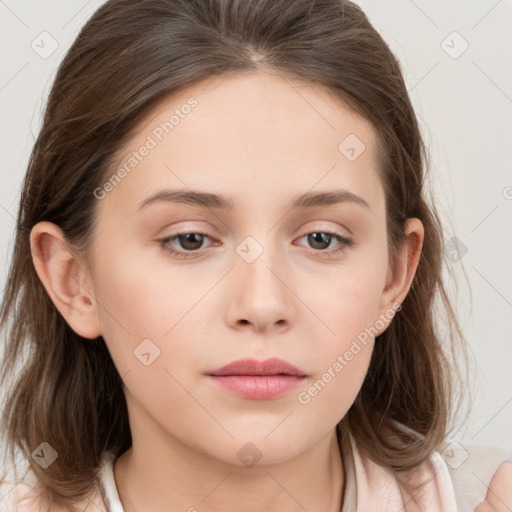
[207,357,307,377]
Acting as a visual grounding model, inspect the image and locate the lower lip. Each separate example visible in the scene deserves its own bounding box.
[207,375,306,400]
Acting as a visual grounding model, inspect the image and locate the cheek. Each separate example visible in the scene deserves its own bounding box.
[306,259,386,344]
[295,255,386,413]
[91,244,203,372]
[293,287,379,430]
[296,345,373,429]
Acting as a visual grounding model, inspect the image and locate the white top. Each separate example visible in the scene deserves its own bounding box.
[1,438,511,511]
[98,450,124,512]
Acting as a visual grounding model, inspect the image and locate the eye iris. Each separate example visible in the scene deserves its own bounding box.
[308,232,331,250]
[179,233,204,250]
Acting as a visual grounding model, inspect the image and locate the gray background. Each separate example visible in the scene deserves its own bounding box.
[1,0,511,470]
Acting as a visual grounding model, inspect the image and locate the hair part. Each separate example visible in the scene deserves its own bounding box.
[1,0,470,510]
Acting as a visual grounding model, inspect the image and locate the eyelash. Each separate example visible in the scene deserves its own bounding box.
[157,227,354,260]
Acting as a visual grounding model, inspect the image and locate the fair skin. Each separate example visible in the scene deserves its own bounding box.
[30,70,425,511]
[476,463,512,512]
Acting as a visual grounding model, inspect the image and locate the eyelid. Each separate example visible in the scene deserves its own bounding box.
[158,220,351,242]
[157,221,354,260]
[299,221,351,237]
[294,224,355,256]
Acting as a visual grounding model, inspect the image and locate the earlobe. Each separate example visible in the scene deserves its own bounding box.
[378,218,424,324]
[30,221,102,339]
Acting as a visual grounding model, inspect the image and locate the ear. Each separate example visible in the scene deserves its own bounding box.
[30,221,102,339]
[377,218,424,332]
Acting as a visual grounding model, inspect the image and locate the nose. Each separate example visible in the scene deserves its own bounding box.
[225,243,293,334]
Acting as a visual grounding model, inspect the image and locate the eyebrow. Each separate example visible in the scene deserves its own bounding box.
[137,188,370,211]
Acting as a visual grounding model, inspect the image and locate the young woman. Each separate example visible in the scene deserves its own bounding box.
[1,0,511,511]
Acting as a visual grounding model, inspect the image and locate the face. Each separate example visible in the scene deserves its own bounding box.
[69,70,406,466]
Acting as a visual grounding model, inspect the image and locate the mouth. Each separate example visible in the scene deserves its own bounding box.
[205,358,308,400]
[206,357,308,377]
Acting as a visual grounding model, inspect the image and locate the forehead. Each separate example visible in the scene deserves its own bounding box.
[99,70,384,216]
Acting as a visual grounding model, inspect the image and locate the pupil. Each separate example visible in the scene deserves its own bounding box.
[309,232,330,250]
[180,233,203,250]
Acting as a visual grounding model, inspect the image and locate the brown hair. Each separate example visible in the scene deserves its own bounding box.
[1,0,470,510]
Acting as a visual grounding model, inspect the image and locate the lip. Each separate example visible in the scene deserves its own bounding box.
[207,357,307,377]
[205,358,308,400]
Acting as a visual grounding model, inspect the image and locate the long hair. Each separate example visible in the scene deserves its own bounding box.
[1,0,470,510]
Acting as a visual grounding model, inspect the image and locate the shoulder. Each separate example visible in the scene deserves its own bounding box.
[348,435,458,510]
[0,477,41,512]
[0,474,109,512]
[439,440,512,512]
[0,450,118,512]
[395,450,458,511]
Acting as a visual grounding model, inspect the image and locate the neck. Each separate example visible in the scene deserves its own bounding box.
[114,428,345,512]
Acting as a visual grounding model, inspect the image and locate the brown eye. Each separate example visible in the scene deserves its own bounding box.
[175,233,206,251]
[296,230,354,257]
[307,232,334,250]
[158,231,215,260]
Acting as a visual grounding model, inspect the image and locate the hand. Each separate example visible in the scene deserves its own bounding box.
[475,462,512,512]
